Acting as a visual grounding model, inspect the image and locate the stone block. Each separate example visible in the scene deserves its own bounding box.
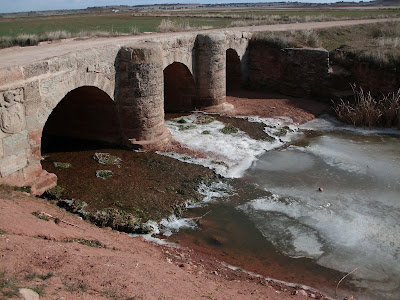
[23,80,41,104]
[40,73,63,95]
[29,129,42,147]
[0,67,24,88]
[30,171,57,196]
[49,53,76,73]
[23,161,43,182]
[76,49,97,69]
[22,61,49,79]
[0,151,28,177]
[3,130,29,157]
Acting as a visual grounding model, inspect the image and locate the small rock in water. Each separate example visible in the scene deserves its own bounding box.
[318,187,324,192]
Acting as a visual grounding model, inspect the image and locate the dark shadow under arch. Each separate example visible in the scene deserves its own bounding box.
[41,86,121,153]
[164,62,196,112]
[226,48,242,95]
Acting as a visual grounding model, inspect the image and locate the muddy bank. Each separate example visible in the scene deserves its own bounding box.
[41,146,218,232]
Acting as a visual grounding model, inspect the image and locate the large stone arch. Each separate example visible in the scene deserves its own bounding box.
[164,62,197,112]
[36,70,115,129]
[41,85,121,153]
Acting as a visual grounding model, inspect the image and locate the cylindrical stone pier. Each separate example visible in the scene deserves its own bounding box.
[194,33,226,108]
[117,42,171,149]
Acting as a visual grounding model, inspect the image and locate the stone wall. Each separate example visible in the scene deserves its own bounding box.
[330,50,400,97]
[247,43,330,98]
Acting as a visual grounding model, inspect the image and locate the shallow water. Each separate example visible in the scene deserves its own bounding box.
[163,115,400,300]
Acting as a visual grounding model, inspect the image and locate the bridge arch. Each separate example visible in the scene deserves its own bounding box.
[41,85,121,153]
[163,62,197,112]
[226,48,242,94]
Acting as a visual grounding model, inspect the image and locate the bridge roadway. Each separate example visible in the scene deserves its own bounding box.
[0,18,396,68]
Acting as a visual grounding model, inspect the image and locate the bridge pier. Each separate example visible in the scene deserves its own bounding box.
[194,33,227,109]
[117,42,171,150]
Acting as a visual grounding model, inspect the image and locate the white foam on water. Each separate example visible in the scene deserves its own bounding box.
[159,215,197,237]
[162,114,300,178]
[197,181,235,203]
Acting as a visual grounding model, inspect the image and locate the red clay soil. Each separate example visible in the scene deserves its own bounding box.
[0,187,330,300]
[224,89,330,124]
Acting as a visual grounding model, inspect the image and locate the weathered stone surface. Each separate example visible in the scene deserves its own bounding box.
[0,88,26,134]
[0,151,27,177]
[22,61,49,79]
[0,67,24,87]
[3,130,29,157]
[49,53,76,73]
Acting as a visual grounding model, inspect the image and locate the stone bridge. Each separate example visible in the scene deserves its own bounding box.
[1,19,396,195]
[0,31,253,194]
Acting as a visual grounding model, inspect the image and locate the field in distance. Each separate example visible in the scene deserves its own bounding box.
[0,3,399,37]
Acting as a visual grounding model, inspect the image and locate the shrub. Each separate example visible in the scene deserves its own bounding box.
[333,85,400,128]
[15,34,39,46]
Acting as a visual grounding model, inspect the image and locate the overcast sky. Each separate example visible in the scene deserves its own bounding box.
[0,0,372,14]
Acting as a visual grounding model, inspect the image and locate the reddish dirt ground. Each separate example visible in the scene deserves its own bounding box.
[225,89,330,124]
[0,187,331,300]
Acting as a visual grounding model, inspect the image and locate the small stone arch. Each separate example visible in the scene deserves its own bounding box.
[226,48,242,93]
[163,62,197,112]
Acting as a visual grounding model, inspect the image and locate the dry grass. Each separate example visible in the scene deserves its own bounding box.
[251,29,321,49]
[40,30,71,41]
[157,19,193,33]
[333,85,400,128]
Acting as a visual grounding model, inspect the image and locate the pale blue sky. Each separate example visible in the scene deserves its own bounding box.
[0,0,372,14]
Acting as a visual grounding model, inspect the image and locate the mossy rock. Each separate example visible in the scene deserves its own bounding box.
[44,185,66,200]
[176,118,187,124]
[96,170,113,179]
[194,115,215,124]
[93,153,122,165]
[178,124,196,131]
[53,162,71,168]
[220,124,238,134]
[87,208,152,234]
[274,128,288,137]
[12,186,31,193]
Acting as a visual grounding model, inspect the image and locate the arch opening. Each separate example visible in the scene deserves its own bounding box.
[163,62,196,113]
[226,48,242,95]
[41,86,121,153]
